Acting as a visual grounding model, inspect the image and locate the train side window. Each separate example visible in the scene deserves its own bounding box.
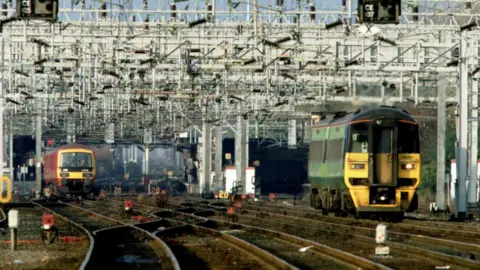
[326,139,344,162]
[309,141,324,161]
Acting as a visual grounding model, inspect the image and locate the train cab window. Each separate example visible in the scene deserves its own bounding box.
[61,153,93,168]
[397,122,420,153]
[349,122,369,153]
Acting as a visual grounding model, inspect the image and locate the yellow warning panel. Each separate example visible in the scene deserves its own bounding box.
[0,176,12,203]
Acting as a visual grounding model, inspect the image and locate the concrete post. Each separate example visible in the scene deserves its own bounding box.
[214,126,223,190]
[436,74,446,211]
[469,78,478,207]
[456,35,468,218]
[200,121,212,194]
[35,100,42,192]
[9,123,13,182]
[235,115,247,194]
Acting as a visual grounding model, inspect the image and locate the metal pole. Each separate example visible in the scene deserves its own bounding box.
[469,77,478,207]
[211,0,215,23]
[201,121,211,194]
[245,120,249,169]
[0,30,4,180]
[10,228,17,251]
[145,144,149,194]
[8,122,12,178]
[34,42,42,193]
[456,34,468,218]
[446,173,451,207]
[214,126,223,191]
[436,73,447,211]
[235,114,247,195]
[35,100,42,192]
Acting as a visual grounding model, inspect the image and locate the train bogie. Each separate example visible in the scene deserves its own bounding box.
[308,106,421,221]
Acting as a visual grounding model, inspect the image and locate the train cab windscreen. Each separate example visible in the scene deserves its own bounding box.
[349,122,369,153]
[60,153,93,169]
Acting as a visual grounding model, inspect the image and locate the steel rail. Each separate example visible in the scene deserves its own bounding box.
[153,208,392,270]
[97,199,297,269]
[31,200,95,270]
[153,214,299,270]
[206,204,480,257]
[105,197,382,269]
[34,200,180,270]
[185,202,480,270]
[240,201,480,239]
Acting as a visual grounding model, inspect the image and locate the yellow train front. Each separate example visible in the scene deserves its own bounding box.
[44,144,96,197]
[309,106,420,221]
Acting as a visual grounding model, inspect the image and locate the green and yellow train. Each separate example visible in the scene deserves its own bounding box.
[308,106,420,221]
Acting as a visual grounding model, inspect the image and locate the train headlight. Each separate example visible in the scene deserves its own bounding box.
[401,164,415,170]
[350,164,365,170]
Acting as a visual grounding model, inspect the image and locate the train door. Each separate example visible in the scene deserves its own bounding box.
[369,119,398,186]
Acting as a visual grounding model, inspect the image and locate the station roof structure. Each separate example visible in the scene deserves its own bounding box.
[0,0,471,145]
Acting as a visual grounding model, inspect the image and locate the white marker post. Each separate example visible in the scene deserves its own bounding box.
[8,209,19,251]
[375,224,389,256]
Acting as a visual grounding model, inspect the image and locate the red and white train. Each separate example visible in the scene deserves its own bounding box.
[44,143,96,196]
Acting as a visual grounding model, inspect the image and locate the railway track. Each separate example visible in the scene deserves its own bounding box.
[236,201,480,244]
[0,202,89,270]
[166,200,480,270]
[32,200,179,270]
[105,196,394,270]
[153,212,299,270]
[93,198,300,269]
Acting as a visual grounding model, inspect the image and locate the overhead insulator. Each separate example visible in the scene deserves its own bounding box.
[467,2,472,9]
[342,0,346,7]
[100,3,107,19]
[171,3,176,19]
[412,6,418,22]
[276,0,284,8]
[143,0,147,9]
[145,15,149,30]
[1,3,7,17]
[206,4,212,21]
[309,4,315,22]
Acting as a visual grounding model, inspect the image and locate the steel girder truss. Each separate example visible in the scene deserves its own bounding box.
[0,0,476,143]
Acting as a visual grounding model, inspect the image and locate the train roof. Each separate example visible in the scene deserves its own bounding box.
[313,106,416,128]
[45,143,94,155]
